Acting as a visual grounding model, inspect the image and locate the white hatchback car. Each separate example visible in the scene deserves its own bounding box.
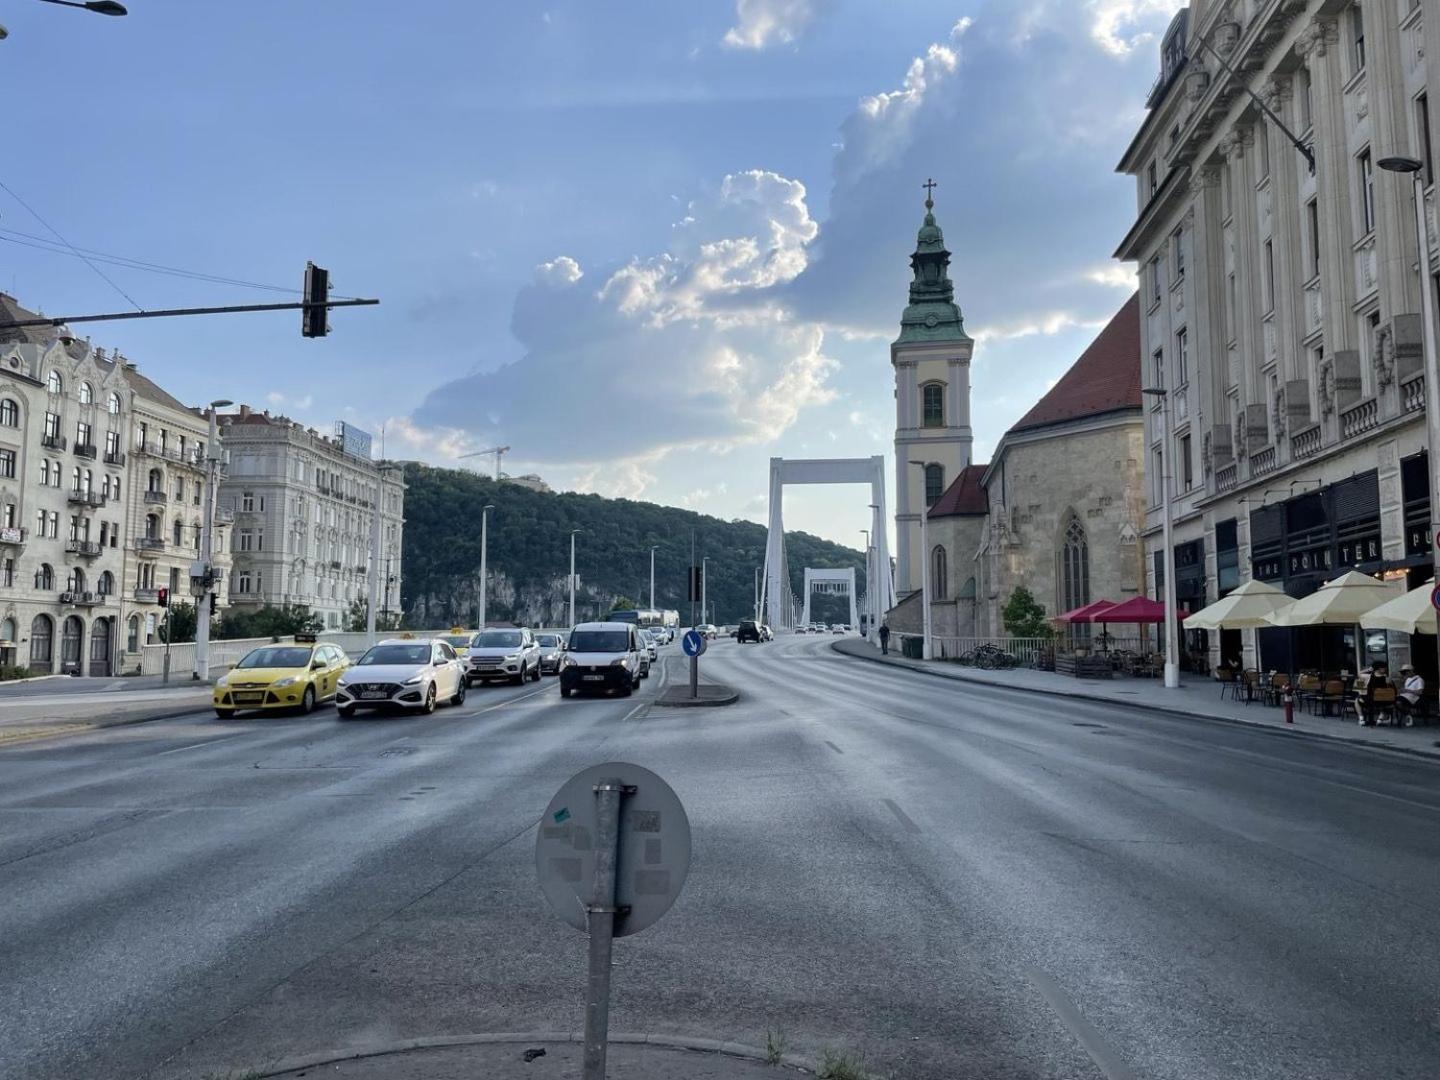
[336,638,467,717]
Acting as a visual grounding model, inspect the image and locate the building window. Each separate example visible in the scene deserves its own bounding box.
[1176,328,1188,386]
[46,370,62,395]
[1306,199,1321,280]
[78,382,92,406]
[173,519,183,546]
[105,430,120,458]
[1301,72,1313,132]
[98,571,114,596]
[1257,124,1270,179]
[1151,448,1164,505]
[34,563,52,590]
[136,421,147,449]
[1149,256,1161,303]
[921,384,944,428]
[1,504,12,528]
[242,491,255,512]
[174,476,185,501]
[43,412,60,441]
[1419,93,1435,185]
[1358,148,1375,234]
[127,616,139,652]
[1263,240,1276,314]
[237,572,251,594]
[2,559,13,588]
[147,468,162,493]
[1172,228,1185,277]
[0,449,14,480]
[1060,516,1090,613]
[1146,160,1158,198]
[923,463,944,506]
[1180,433,1193,490]
[107,392,120,416]
[1351,3,1366,75]
[238,529,254,552]
[1152,349,1165,391]
[76,421,91,449]
[931,545,948,600]
[0,400,17,428]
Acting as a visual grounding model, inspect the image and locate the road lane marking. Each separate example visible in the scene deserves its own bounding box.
[824,740,844,754]
[1027,968,1137,1080]
[882,798,920,833]
[156,733,247,756]
[470,684,553,715]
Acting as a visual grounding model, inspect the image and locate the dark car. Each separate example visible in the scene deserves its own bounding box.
[736,619,762,643]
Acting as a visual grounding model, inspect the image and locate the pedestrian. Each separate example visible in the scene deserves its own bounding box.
[878,622,891,655]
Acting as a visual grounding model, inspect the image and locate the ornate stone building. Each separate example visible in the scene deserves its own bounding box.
[1115,2,1434,675]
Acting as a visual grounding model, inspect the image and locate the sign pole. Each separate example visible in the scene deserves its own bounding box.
[690,653,699,699]
[583,777,626,1080]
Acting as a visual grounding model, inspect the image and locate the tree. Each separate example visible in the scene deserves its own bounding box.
[1002,586,1054,639]
[159,601,197,644]
[345,597,400,633]
[610,595,636,611]
[217,604,324,640]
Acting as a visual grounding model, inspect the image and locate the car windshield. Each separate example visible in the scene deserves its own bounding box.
[236,647,313,669]
[357,644,431,666]
[475,630,523,647]
[536,634,561,647]
[569,630,629,653]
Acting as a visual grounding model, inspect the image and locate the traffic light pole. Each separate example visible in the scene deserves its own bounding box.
[193,408,220,681]
[0,297,378,332]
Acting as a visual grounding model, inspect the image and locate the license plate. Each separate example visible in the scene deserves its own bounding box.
[234,693,264,704]
[582,674,605,682]
[360,691,388,700]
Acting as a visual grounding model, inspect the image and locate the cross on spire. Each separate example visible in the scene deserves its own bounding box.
[922,177,937,208]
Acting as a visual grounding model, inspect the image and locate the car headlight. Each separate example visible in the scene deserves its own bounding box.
[216,675,229,688]
[562,656,576,668]
[610,658,629,668]
[272,676,299,689]
[504,654,518,661]
[403,673,427,685]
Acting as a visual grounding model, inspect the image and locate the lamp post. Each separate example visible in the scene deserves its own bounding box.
[193,399,232,681]
[1142,386,1180,688]
[907,462,933,660]
[701,557,710,627]
[1379,154,1440,680]
[754,565,762,622]
[478,504,495,629]
[860,528,871,635]
[569,529,582,629]
[649,545,659,612]
[868,501,882,646]
[35,0,128,13]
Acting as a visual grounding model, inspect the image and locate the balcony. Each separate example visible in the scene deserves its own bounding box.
[1250,445,1277,477]
[66,489,107,508]
[1340,397,1379,439]
[214,507,235,525]
[59,591,101,607]
[65,540,103,557]
[133,587,160,602]
[134,537,166,556]
[104,450,126,466]
[1215,463,1238,493]
[74,443,97,460]
[135,442,189,463]
[0,526,26,546]
[40,433,66,451]
[143,489,168,505]
[1290,424,1323,461]
[1401,372,1425,414]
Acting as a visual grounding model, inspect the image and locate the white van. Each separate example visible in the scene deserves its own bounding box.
[559,621,644,698]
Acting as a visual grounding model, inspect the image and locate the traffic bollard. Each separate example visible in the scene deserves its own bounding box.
[1283,684,1294,725]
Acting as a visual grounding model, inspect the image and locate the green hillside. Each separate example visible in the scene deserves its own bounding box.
[400,463,867,627]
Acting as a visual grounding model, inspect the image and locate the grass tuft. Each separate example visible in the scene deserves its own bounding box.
[816,1047,873,1080]
[763,1026,789,1065]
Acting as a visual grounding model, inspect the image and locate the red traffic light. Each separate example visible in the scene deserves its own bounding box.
[157,588,169,608]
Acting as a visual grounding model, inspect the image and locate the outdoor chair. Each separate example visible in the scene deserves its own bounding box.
[1294,673,1321,713]
[1317,679,1347,717]
[1238,669,1261,703]
[1261,672,1290,707]
[1214,666,1237,700]
[1365,684,1398,726]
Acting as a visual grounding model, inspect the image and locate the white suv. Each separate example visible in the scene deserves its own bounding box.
[466,627,542,686]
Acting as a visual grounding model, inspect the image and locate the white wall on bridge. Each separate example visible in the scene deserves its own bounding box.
[799,568,859,628]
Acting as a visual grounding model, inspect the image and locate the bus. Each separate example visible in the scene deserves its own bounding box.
[607,608,679,641]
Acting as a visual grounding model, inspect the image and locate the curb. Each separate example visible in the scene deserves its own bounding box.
[0,673,71,688]
[653,685,741,708]
[253,1031,813,1077]
[0,701,211,748]
[831,640,1440,764]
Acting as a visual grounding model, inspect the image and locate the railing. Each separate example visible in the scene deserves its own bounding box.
[143,489,167,504]
[895,634,1056,669]
[1340,396,1379,439]
[41,434,66,451]
[66,489,106,507]
[1215,462,1238,492]
[1250,445,1277,476]
[1290,424,1322,460]
[0,527,27,545]
[1401,371,1425,413]
[104,450,126,466]
[134,587,160,602]
[64,540,103,557]
[59,591,100,607]
[135,442,193,463]
[135,537,166,553]
[214,507,235,525]
[73,443,97,460]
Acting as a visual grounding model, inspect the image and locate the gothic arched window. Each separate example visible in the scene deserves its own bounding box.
[924,463,945,506]
[1060,515,1090,614]
[921,383,944,427]
[931,544,949,600]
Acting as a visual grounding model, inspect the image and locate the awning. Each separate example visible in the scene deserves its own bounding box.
[1099,596,1184,624]
[1264,570,1401,628]
[1359,579,1436,636]
[1056,599,1118,624]
[1184,579,1293,631]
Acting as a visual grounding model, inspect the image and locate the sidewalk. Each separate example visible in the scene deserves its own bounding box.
[0,684,212,746]
[834,638,1440,761]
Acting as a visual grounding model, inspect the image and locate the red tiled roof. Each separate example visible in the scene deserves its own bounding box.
[1009,293,1142,435]
[928,462,989,518]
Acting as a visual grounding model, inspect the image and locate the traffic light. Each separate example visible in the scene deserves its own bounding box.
[687,566,702,602]
[209,593,218,618]
[157,587,169,608]
[302,261,330,338]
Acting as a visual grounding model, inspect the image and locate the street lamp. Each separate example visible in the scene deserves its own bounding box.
[193,399,232,681]
[35,0,128,13]
[860,528,871,635]
[701,557,710,626]
[868,501,882,646]
[1142,386,1180,688]
[1379,153,1440,681]
[478,504,495,629]
[649,544,659,612]
[907,461,933,660]
[568,529,583,629]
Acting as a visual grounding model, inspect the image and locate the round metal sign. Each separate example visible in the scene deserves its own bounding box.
[536,762,691,937]
[682,629,707,657]
[1431,582,1440,614]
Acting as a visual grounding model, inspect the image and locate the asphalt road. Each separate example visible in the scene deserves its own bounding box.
[1,634,1438,1079]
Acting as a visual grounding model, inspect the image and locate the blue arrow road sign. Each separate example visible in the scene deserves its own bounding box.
[682,629,707,657]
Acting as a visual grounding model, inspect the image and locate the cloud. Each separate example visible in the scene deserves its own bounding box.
[722,0,829,50]
[973,310,1109,346]
[265,391,313,411]
[377,415,476,462]
[1086,0,1185,56]
[1085,263,1138,289]
[413,170,836,464]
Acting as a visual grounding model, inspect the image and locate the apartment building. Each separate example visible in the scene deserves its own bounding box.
[218,408,405,629]
[1116,1,1436,676]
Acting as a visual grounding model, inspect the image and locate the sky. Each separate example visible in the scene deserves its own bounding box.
[0,0,1184,549]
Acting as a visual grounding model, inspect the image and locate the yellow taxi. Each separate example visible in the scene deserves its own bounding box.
[438,628,475,660]
[212,634,351,718]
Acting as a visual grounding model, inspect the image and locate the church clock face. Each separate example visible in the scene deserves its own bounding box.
[924,313,939,329]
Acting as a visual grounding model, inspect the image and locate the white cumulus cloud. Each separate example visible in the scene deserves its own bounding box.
[722,0,828,50]
[1087,0,1185,56]
[535,255,584,284]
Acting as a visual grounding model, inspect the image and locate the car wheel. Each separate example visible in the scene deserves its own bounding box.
[299,685,316,715]
[421,683,437,714]
[214,708,235,720]
[530,661,541,682]
[337,705,355,719]
[560,685,572,698]
[451,678,466,706]
[621,681,634,697]
[510,670,524,686]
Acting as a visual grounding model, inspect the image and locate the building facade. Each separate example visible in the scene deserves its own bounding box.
[1116,1,1435,676]
[219,408,406,629]
[118,368,232,657]
[892,191,975,598]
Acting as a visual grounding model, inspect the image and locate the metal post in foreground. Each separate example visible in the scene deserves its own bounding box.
[908,461,933,660]
[582,776,626,1080]
[162,604,172,683]
[1142,386,1180,688]
[193,399,230,681]
[479,504,495,630]
[366,478,381,646]
[569,529,582,629]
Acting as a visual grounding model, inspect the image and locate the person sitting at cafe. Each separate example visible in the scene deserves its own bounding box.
[1401,665,1425,708]
[1354,669,1378,726]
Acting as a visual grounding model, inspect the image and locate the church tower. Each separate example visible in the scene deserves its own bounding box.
[893,182,973,598]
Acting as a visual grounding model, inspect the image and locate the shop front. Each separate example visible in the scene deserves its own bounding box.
[1153,539,1209,672]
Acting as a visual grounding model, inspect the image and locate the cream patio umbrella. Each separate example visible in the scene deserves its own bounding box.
[1184,579,1294,631]
[1360,579,1437,636]
[1265,570,1403,671]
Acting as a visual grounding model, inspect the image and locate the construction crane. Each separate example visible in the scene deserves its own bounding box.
[458,445,511,480]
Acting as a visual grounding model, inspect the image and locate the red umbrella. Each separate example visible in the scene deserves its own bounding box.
[1057,599,1118,623]
[1099,596,1187,623]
